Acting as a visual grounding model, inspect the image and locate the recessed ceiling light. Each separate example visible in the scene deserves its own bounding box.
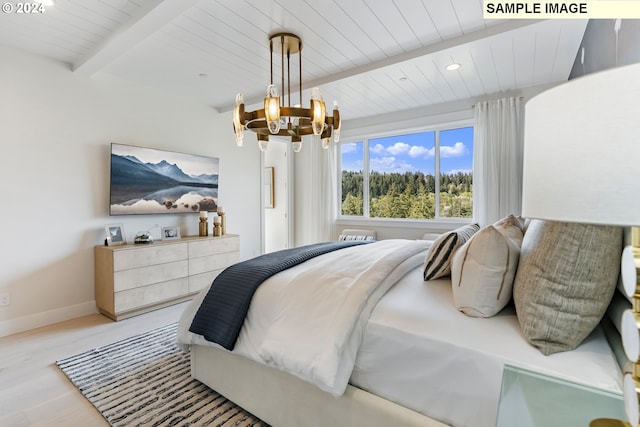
[446,63,461,71]
[199,73,208,79]
[399,76,408,82]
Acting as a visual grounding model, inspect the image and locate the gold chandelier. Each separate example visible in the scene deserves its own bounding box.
[233,33,341,153]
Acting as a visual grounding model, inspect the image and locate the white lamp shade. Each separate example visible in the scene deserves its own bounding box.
[522,63,640,226]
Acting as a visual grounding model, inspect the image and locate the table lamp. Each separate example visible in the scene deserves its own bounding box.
[521,62,640,426]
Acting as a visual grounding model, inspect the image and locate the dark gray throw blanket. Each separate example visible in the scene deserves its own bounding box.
[189,240,373,350]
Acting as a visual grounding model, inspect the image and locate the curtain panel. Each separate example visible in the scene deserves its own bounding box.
[303,139,338,244]
[473,97,524,226]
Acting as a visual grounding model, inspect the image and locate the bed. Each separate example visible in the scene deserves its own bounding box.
[177,217,628,427]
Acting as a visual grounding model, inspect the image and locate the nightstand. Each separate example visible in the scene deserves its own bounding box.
[496,365,625,427]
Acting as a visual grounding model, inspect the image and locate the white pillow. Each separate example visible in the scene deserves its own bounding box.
[451,217,523,317]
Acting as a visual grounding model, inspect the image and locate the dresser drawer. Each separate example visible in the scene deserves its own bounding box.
[113,243,188,271]
[115,278,190,313]
[189,251,240,276]
[189,236,240,257]
[113,260,188,292]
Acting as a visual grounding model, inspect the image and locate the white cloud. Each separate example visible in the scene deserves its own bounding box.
[440,142,467,158]
[370,143,385,154]
[370,156,417,173]
[386,142,411,155]
[408,145,435,158]
[341,143,358,154]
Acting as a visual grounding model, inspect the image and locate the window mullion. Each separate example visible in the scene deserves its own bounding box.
[363,138,370,218]
[434,129,440,220]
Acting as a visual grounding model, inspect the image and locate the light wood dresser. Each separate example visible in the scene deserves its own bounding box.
[95,234,240,320]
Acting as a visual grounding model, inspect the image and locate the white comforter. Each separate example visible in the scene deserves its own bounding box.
[177,239,431,396]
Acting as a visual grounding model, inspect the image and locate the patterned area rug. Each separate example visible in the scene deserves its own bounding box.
[56,323,269,427]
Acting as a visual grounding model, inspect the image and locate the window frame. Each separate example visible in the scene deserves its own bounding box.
[337,119,475,227]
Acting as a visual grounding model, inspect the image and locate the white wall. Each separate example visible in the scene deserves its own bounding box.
[0,45,262,336]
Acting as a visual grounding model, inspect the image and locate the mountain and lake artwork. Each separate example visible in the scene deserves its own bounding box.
[110,143,219,215]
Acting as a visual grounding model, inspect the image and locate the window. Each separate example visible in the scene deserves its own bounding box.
[340,124,473,221]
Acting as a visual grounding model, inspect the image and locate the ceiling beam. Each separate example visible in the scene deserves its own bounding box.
[73,0,200,76]
[223,19,547,112]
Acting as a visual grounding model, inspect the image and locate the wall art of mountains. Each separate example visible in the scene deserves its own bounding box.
[109,145,219,215]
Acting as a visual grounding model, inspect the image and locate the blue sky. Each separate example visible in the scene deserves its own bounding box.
[341,126,473,175]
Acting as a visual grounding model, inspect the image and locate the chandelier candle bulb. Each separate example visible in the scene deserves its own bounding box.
[264,84,281,134]
[233,93,245,147]
[332,101,341,143]
[311,87,326,136]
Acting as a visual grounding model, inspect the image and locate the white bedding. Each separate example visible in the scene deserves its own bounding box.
[178,239,431,395]
[177,240,622,427]
[350,268,622,427]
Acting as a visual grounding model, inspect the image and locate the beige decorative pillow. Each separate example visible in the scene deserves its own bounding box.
[513,220,623,355]
[451,215,523,317]
[494,214,524,246]
[423,223,480,280]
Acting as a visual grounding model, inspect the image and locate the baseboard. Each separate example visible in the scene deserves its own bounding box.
[0,301,98,338]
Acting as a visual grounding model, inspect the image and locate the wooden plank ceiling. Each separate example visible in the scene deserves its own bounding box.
[0,0,587,120]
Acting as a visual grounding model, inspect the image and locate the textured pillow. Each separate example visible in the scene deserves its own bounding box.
[513,220,623,355]
[423,223,480,280]
[451,215,524,317]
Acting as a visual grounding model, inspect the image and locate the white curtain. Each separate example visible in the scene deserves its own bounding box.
[473,97,524,226]
[304,137,338,244]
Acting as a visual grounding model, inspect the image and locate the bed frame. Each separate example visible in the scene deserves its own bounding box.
[191,344,448,427]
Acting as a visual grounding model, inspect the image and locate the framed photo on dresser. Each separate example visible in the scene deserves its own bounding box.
[105,224,126,246]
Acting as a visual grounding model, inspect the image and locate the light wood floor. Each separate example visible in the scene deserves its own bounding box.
[0,302,189,427]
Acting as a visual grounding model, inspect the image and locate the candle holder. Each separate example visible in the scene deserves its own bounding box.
[199,211,208,236]
[217,206,226,235]
[213,214,222,236]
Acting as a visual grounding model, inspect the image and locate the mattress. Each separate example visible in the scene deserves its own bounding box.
[350,268,623,427]
[178,264,622,427]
